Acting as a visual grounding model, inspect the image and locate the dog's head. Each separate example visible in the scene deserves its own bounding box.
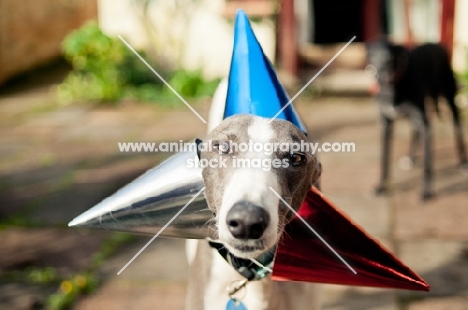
[199,114,321,259]
[367,40,409,88]
[366,39,409,117]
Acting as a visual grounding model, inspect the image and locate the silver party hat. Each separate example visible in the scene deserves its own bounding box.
[69,144,213,239]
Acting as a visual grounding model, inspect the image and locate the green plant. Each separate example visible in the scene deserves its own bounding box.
[58,21,162,104]
[459,51,468,94]
[26,267,60,284]
[167,69,220,98]
[58,21,220,105]
[0,267,60,284]
[46,273,98,310]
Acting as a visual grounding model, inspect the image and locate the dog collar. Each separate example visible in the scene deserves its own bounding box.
[208,240,275,281]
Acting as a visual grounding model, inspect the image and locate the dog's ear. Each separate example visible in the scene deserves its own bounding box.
[195,138,203,159]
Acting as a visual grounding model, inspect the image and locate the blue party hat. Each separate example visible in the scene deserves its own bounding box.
[224,10,306,132]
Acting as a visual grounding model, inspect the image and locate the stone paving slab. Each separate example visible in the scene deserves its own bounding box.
[398,239,468,298]
[408,296,468,310]
[0,282,57,310]
[322,195,391,239]
[395,192,468,239]
[1,228,109,272]
[321,286,398,310]
[74,282,186,310]
[74,238,188,310]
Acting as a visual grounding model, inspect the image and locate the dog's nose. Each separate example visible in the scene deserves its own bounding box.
[226,201,270,239]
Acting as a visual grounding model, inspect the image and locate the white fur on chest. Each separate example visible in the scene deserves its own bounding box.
[204,248,267,310]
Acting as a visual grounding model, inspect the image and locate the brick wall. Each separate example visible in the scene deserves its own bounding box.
[0,0,97,84]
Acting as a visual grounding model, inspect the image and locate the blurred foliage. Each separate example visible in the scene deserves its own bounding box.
[168,69,220,98]
[26,267,60,284]
[44,232,133,310]
[461,54,468,94]
[456,53,468,120]
[58,21,220,105]
[46,273,99,310]
[1,267,60,284]
[58,20,161,104]
[0,232,135,310]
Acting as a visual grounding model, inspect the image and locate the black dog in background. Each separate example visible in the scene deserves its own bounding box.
[367,40,467,200]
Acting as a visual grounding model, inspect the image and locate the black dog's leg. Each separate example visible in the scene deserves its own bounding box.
[446,97,468,168]
[376,116,393,195]
[421,111,434,200]
[408,105,434,200]
[408,127,421,166]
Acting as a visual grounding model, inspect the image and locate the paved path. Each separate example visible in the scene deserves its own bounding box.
[1,84,468,309]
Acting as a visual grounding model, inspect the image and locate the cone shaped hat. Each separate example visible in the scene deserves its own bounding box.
[69,147,211,239]
[273,187,429,291]
[224,10,305,132]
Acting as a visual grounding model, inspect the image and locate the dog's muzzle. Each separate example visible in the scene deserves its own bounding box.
[226,201,270,239]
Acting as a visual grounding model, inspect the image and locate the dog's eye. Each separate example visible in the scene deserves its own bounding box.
[213,141,230,154]
[289,153,305,166]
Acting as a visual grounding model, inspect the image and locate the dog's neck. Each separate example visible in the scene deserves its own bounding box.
[208,239,275,281]
[187,240,321,310]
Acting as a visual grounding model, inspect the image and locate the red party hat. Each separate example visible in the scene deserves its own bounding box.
[272,187,429,291]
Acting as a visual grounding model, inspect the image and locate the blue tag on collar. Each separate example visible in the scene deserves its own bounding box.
[226,298,247,310]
